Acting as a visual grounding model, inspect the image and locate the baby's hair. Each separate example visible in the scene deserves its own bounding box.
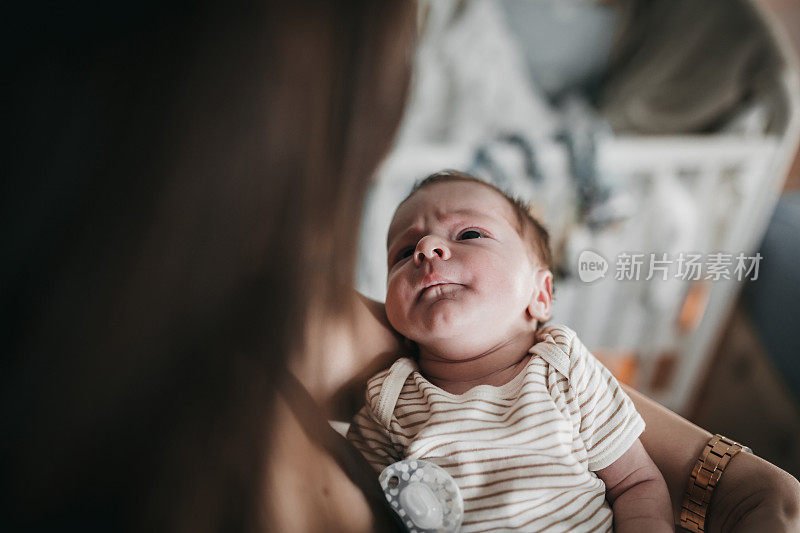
[405,170,553,273]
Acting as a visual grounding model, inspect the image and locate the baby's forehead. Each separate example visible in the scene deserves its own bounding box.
[386,181,519,245]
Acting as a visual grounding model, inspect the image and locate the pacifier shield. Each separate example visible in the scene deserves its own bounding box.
[379,459,463,533]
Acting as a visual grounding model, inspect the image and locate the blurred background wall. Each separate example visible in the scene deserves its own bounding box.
[693,0,800,481]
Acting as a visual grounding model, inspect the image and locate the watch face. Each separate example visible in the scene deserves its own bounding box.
[722,436,750,454]
[727,437,751,455]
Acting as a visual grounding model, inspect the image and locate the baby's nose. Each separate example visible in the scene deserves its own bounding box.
[414,236,451,265]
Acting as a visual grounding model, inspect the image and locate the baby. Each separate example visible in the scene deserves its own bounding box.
[348,171,672,532]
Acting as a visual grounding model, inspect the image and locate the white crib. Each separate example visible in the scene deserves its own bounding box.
[557,132,797,411]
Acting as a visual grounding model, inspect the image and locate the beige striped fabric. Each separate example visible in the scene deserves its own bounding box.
[347,325,645,532]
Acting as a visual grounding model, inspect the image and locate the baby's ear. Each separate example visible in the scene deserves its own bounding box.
[526,269,553,323]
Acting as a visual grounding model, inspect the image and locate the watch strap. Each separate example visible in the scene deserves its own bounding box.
[679,434,751,532]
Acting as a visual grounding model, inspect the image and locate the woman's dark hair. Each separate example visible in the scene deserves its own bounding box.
[2,2,415,531]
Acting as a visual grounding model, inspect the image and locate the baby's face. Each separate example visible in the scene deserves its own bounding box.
[385,181,549,358]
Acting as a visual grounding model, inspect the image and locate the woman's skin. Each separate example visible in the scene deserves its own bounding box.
[276,292,800,531]
[626,385,800,532]
[269,294,401,531]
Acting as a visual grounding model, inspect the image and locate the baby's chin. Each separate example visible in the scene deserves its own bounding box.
[411,336,497,361]
[403,306,474,340]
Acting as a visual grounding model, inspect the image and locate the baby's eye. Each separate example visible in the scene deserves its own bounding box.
[391,247,413,265]
[458,229,485,240]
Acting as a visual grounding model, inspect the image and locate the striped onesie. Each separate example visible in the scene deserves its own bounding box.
[347,324,645,532]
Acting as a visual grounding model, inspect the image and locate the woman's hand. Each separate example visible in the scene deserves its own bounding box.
[624,385,800,531]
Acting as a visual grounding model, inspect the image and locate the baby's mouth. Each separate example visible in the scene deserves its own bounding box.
[418,282,461,301]
[416,273,461,301]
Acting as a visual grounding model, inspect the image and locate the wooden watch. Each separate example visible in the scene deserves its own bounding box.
[679,434,752,532]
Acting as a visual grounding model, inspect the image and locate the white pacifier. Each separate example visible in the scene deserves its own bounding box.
[379,459,463,533]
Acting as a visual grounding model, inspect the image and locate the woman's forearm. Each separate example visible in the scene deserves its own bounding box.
[710,450,800,532]
[623,385,800,531]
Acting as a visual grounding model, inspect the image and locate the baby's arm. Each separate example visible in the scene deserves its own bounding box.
[539,326,673,530]
[596,438,673,533]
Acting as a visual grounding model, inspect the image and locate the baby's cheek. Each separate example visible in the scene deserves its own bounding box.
[504,263,537,299]
[482,267,522,296]
[384,280,410,328]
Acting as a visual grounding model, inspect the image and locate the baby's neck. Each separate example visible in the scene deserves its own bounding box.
[417,334,536,395]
